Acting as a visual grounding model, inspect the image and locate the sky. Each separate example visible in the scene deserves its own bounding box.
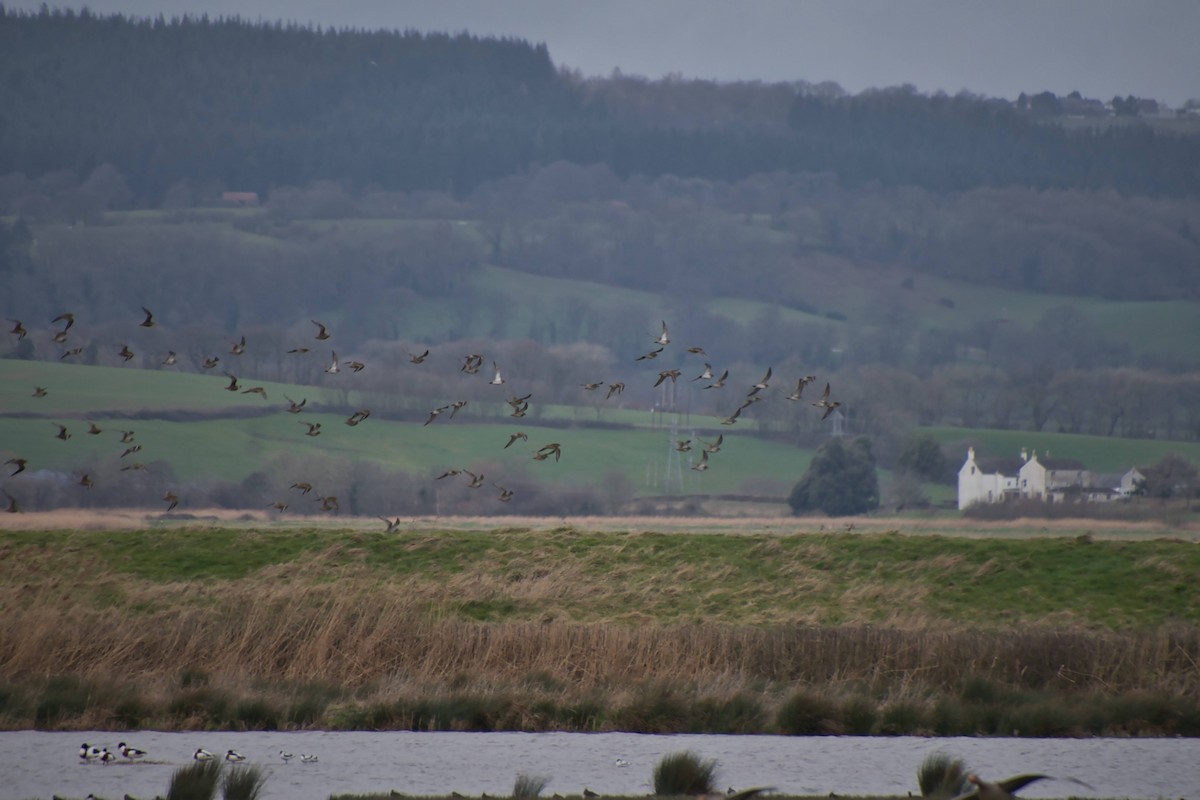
[8,0,1199,106]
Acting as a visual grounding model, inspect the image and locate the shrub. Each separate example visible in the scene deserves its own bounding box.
[34,676,93,727]
[513,774,548,799]
[222,764,268,800]
[612,684,689,734]
[692,693,764,734]
[653,751,716,796]
[879,699,926,734]
[167,759,223,800]
[776,688,837,735]
[233,698,280,730]
[168,687,231,723]
[917,752,968,798]
[840,694,877,735]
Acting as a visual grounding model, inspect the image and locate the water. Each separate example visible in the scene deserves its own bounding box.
[2,731,1196,800]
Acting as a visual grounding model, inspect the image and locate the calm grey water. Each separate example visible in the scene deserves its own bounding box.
[1,731,1196,800]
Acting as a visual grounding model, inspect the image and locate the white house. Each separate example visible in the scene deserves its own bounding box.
[957,447,1022,509]
[958,447,1143,510]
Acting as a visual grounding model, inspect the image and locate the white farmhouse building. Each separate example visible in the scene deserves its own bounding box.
[957,447,1143,510]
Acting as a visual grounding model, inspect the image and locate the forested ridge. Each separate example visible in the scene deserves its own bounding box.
[2,7,1198,200]
[2,7,1200,467]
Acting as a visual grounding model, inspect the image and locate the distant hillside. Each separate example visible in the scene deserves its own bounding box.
[1,8,1198,201]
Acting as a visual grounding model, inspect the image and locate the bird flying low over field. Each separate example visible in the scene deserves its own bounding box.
[535,442,562,462]
[812,382,841,420]
[461,353,483,374]
[655,320,670,345]
[636,346,663,361]
[948,773,1094,800]
[786,376,817,401]
[654,369,681,387]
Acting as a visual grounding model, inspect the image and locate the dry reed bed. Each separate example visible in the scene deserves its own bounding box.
[4,583,1198,696]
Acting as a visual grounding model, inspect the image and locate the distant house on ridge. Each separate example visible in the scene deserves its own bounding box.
[957,447,1143,510]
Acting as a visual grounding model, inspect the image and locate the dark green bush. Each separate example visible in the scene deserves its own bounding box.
[34,676,93,728]
[167,759,222,800]
[222,764,268,800]
[653,750,716,796]
[840,694,878,735]
[917,752,968,798]
[776,688,838,735]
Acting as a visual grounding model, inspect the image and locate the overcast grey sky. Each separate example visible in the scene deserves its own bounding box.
[10,0,1199,106]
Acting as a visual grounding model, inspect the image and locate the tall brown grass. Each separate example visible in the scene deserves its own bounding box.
[3,579,1199,733]
[5,582,1199,692]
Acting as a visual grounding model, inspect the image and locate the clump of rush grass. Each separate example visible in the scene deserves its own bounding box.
[167,759,223,800]
[513,773,549,798]
[222,763,268,800]
[917,752,968,798]
[653,750,716,796]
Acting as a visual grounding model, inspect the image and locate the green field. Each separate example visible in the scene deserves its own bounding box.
[0,358,807,493]
[4,358,1198,502]
[20,212,1200,364]
[925,425,1200,472]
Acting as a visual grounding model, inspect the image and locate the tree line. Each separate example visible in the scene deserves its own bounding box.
[1,7,1198,204]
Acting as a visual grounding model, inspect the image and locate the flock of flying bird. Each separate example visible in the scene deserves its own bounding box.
[4,312,842,520]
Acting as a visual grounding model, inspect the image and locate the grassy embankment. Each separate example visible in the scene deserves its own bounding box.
[2,523,1199,736]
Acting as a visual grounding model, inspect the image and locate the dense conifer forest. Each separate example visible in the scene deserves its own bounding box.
[2,7,1198,200]
[2,7,1199,471]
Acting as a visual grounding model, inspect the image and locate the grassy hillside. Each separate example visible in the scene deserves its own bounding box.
[927,425,1200,472]
[12,212,1200,365]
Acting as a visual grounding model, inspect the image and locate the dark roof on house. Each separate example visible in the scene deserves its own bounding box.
[1040,458,1086,470]
[977,457,1024,476]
